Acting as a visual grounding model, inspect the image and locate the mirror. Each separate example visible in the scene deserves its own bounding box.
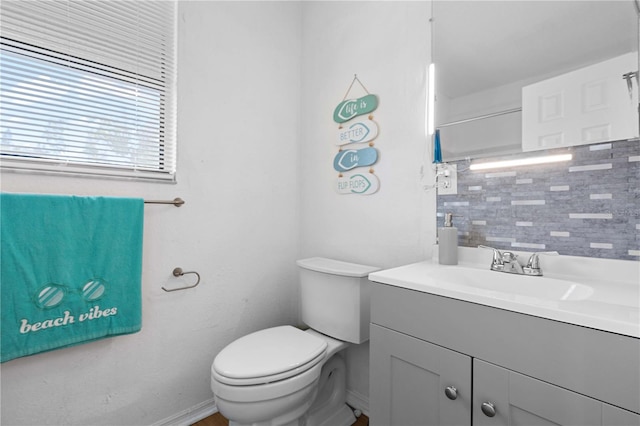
[434,1,639,161]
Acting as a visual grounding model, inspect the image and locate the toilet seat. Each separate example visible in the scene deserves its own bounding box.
[213,326,328,386]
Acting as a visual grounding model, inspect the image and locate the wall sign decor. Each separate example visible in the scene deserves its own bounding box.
[336,117,379,146]
[333,94,379,124]
[336,171,380,195]
[333,75,380,195]
[333,146,378,172]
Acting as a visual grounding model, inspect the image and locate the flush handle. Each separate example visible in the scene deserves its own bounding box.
[444,386,458,400]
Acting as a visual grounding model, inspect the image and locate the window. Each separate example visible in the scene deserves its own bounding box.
[0,1,177,181]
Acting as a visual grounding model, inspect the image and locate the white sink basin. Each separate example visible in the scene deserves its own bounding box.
[430,267,594,302]
[368,248,640,338]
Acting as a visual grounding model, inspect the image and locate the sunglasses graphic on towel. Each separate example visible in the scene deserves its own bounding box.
[34,279,107,309]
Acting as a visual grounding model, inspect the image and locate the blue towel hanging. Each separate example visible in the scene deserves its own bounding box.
[432,129,442,164]
[0,193,144,362]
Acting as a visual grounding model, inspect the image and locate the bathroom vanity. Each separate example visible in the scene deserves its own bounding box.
[368,248,640,426]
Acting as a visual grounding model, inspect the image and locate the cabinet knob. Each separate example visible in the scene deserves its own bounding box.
[444,386,458,400]
[481,402,496,417]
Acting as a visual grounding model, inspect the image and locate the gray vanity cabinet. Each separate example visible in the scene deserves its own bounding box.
[370,324,471,426]
[474,359,607,426]
[369,281,640,426]
[370,324,640,426]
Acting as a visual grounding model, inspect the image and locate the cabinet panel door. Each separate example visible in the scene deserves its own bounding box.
[602,404,640,426]
[370,324,471,426]
[474,359,602,426]
[522,52,638,151]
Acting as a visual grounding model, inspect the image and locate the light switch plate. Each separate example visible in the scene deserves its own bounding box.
[437,163,458,195]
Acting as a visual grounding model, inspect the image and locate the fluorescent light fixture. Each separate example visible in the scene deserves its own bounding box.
[469,154,572,171]
[426,63,435,136]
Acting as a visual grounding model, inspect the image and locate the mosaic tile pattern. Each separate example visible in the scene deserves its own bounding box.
[437,139,640,260]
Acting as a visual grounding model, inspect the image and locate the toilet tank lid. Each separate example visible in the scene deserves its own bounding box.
[297,257,380,278]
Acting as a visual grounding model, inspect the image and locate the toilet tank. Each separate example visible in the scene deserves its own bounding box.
[296,257,380,344]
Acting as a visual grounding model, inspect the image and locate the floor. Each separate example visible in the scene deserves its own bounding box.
[192,412,369,426]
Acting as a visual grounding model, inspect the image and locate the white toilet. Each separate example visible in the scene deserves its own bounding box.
[210,257,380,426]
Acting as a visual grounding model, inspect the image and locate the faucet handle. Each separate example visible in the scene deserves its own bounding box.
[525,251,559,275]
[478,245,502,258]
[478,245,504,271]
[526,251,559,268]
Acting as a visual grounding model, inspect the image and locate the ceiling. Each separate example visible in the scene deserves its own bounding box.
[433,0,639,99]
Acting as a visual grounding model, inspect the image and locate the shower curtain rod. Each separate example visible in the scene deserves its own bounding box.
[437,107,522,129]
[144,197,185,207]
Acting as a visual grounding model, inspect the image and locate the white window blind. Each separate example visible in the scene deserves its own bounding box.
[0,0,177,181]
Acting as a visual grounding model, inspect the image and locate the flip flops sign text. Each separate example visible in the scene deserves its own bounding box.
[333,76,380,195]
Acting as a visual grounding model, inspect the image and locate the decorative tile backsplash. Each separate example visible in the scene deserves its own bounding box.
[437,139,639,260]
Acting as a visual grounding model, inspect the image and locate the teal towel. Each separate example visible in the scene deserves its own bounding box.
[1,193,144,362]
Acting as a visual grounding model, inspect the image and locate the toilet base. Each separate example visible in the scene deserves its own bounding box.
[305,352,356,426]
[306,403,355,426]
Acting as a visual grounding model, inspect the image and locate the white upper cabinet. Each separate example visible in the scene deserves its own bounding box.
[522,52,639,151]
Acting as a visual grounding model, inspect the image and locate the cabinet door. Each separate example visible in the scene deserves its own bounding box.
[370,324,471,426]
[522,52,639,151]
[602,404,640,426]
[474,359,603,426]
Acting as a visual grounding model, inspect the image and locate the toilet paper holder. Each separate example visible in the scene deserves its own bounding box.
[162,267,201,292]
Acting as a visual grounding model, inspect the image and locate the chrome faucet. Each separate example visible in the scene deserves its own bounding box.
[479,246,558,276]
[501,251,524,274]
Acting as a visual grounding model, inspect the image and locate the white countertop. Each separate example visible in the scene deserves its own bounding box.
[369,247,640,338]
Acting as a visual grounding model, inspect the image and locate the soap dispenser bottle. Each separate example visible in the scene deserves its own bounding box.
[438,213,458,265]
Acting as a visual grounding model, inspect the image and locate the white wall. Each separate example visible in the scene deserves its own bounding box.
[299,1,434,406]
[0,1,435,423]
[0,2,302,425]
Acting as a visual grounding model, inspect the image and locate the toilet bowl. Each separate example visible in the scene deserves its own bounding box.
[211,327,352,426]
[211,258,380,426]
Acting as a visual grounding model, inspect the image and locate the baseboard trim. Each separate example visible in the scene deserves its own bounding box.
[152,397,217,426]
[346,389,369,417]
[154,391,366,425]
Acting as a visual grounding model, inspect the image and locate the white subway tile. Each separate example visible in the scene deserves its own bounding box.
[589,194,612,200]
[511,200,545,206]
[590,242,613,249]
[589,143,612,151]
[512,242,546,249]
[569,163,612,172]
[569,213,613,219]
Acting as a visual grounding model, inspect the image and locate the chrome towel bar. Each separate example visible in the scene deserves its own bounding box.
[144,197,185,207]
